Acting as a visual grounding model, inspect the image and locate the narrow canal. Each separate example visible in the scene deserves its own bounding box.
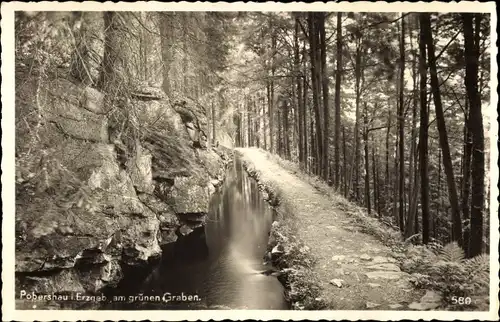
[106,155,288,310]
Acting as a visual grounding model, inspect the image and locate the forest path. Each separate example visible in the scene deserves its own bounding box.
[237,147,426,310]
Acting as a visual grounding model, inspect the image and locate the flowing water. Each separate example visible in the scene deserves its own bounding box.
[107,155,288,310]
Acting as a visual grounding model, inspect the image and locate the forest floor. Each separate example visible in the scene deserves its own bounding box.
[237,147,428,310]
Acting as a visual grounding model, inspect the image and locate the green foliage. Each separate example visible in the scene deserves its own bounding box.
[16,12,76,69]
[406,242,489,308]
[281,267,327,310]
[269,221,326,310]
[439,242,465,263]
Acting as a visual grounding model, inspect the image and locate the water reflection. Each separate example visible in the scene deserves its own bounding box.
[117,156,288,310]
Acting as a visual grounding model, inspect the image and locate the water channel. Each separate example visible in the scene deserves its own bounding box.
[107,155,288,310]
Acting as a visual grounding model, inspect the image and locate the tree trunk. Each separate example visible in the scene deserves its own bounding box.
[393,130,399,224]
[277,102,282,156]
[308,13,323,176]
[263,97,267,150]
[343,126,348,197]
[247,95,252,147]
[269,19,277,154]
[310,109,316,174]
[319,13,329,181]
[418,14,430,244]
[422,13,463,246]
[398,13,406,233]
[405,156,420,239]
[462,98,472,252]
[70,12,102,86]
[295,17,304,166]
[363,103,371,214]
[463,13,485,257]
[334,13,343,189]
[235,103,241,147]
[182,13,189,95]
[372,145,381,216]
[353,44,362,202]
[266,83,271,150]
[303,41,309,172]
[408,16,418,226]
[99,12,138,148]
[255,97,260,148]
[437,147,442,239]
[285,100,291,159]
[384,108,392,216]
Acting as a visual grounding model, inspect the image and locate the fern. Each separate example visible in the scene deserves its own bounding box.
[439,242,465,263]
[464,254,490,289]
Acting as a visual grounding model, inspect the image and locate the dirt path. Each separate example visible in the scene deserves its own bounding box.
[238,147,425,310]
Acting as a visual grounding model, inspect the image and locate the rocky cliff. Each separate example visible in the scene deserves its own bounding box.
[15,68,231,305]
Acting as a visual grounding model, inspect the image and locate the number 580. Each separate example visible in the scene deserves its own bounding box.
[451,296,472,305]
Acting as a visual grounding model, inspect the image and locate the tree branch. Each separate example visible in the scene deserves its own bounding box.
[435,29,461,62]
[367,125,388,133]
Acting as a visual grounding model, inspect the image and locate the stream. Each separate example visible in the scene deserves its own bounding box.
[106,155,288,310]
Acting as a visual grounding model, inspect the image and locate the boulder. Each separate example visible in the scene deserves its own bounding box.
[144,129,202,182]
[138,192,172,215]
[157,211,180,245]
[198,149,226,180]
[177,225,194,237]
[171,97,209,149]
[80,86,105,114]
[329,279,344,288]
[160,229,178,244]
[119,207,162,266]
[126,142,154,194]
[133,99,183,133]
[78,260,123,292]
[16,140,161,293]
[42,79,108,143]
[17,269,85,294]
[169,176,211,214]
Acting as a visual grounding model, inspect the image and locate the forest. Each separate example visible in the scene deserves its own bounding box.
[229,12,491,257]
[16,10,491,260]
[13,9,492,312]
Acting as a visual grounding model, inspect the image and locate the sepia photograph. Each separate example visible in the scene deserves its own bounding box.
[1,1,498,321]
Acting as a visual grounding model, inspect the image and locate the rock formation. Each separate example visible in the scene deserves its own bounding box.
[15,68,231,301]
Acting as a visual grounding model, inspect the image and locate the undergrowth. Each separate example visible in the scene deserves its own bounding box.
[242,148,491,311]
[404,242,490,310]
